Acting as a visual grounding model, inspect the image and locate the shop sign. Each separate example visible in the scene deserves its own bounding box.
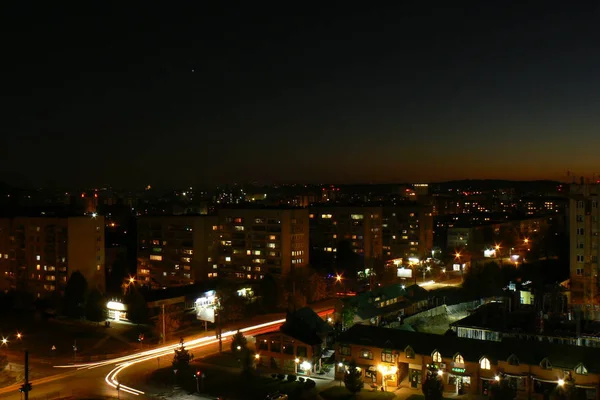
[452,367,466,373]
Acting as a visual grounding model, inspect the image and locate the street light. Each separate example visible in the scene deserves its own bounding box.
[494,375,500,382]
[1,338,8,345]
[16,332,22,340]
[294,358,300,374]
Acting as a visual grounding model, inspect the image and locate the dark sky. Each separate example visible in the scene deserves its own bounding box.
[3,2,600,189]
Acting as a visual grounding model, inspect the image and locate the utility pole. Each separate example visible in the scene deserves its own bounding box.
[162,304,166,344]
[21,350,31,400]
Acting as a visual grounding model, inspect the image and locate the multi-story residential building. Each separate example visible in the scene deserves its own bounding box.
[217,207,309,280]
[137,215,218,288]
[382,204,433,260]
[309,206,383,261]
[0,216,105,297]
[569,183,600,315]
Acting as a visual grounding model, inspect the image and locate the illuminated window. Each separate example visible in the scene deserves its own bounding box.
[149,255,162,261]
[254,250,261,255]
[225,256,231,262]
[321,214,332,219]
[359,349,373,360]
[267,243,276,248]
[97,265,101,271]
[575,364,588,375]
[480,357,491,370]
[152,240,160,245]
[235,225,244,231]
[432,351,442,363]
[36,255,40,261]
[405,346,415,359]
[234,218,243,223]
[212,225,218,231]
[181,257,191,263]
[381,349,394,363]
[454,353,464,364]
[269,235,276,240]
[350,214,363,220]
[183,249,193,255]
[36,264,40,271]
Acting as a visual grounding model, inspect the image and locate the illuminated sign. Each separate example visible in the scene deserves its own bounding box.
[483,249,496,258]
[397,268,412,278]
[452,367,466,373]
[107,301,125,311]
[195,290,217,323]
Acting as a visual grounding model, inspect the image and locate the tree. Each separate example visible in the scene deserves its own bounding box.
[422,365,444,400]
[343,359,363,394]
[85,288,107,323]
[258,273,278,312]
[64,271,88,318]
[490,373,517,400]
[107,256,128,294]
[172,338,192,371]
[220,294,246,323]
[154,306,181,339]
[125,285,148,324]
[306,270,328,303]
[231,331,247,353]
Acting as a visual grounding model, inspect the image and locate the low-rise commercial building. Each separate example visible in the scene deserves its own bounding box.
[336,324,600,398]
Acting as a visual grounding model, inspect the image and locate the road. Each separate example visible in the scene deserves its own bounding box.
[0,308,334,400]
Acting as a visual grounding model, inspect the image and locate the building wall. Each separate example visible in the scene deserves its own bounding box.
[569,184,600,310]
[137,215,218,287]
[255,332,315,374]
[336,342,599,398]
[67,216,106,292]
[217,208,309,280]
[382,205,433,260]
[309,206,383,261]
[0,216,105,297]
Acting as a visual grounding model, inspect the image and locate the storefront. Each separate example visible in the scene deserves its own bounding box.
[448,367,471,395]
[106,301,127,321]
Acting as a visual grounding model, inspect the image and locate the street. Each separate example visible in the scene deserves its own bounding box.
[0,307,334,399]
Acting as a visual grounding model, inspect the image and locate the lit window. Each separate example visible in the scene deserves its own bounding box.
[575,364,588,375]
[212,225,218,231]
[149,255,163,261]
[254,250,261,255]
[36,255,40,261]
[432,351,442,363]
[321,214,332,219]
[235,226,244,231]
[225,257,231,262]
[97,265,101,271]
[480,357,491,370]
[454,354,464,364]
[36,265,40,271]
[269,235,276,240]
[350,214,364,220]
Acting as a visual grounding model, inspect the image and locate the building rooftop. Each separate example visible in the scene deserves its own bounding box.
[338,324,600,373]
[279,306,333,346]
[342,284,428,320]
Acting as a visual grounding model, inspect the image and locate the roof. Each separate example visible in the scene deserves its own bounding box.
[338,324,600,373]
[450,302,537,332]
[279,307,332,346]
[342,284,428,320]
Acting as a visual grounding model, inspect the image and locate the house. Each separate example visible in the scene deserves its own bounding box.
[254,307,333,375]
[336,324,600,399]
[335,283,429,328]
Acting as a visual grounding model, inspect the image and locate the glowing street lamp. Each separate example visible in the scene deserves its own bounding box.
[16,332,22,340]
[437,370,443,376]
[558,379,565,386]
[523,238,529,244]
[294,358,300,374]
[494,375,500,381]
[1,338,7,345]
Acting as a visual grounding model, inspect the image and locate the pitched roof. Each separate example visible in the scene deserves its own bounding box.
[279,307,332,346]
[338,324,600,373]
[342,284,427,320]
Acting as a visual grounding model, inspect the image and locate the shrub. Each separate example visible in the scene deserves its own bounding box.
[298,377,305,382]
[277,374,285,380]
[271,374,278,379]
[287,374,296,382]
[305,379,316,389]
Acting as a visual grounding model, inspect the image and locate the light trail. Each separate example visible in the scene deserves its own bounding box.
[53,309,334,397]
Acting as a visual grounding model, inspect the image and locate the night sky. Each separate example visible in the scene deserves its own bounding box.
[3,2,600,189]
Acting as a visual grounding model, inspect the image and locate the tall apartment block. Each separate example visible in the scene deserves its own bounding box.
[382,204,433,260]
[217,207,309,280]
[569,183,600,315]
[137,216,218,288]
[0,216,105,297]
[309,206,383,261]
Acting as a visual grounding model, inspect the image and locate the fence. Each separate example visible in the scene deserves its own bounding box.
[402,297,500,325]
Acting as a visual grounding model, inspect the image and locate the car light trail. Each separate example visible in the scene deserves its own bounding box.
[53,309,334,397]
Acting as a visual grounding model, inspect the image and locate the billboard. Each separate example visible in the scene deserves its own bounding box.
[195,290,217,323]
[397,268,412,278]
[483,249,496,258]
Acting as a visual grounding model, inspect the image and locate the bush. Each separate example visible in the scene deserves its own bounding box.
[298,377,305,382]
[320,364,331,374]
[277,374,285,380]
[305,379,316,389]
[287,374,296,382]
[271,373,278,379]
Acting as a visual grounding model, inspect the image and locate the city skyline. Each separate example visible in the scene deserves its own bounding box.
[4,3,600,188]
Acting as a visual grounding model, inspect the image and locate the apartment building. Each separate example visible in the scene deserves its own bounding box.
[382,204,433,259]
[0,216,105,297]
[569,184,600,314]
[309,206,383,260]
[216,207,309,280]
[137,215,218,288]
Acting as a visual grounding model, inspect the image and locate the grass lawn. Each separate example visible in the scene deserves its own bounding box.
[151,365,317,400]
[320,386,395,400]
[198,351,244,368]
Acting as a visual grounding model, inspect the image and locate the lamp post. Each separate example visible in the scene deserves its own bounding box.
[338,363,344,386]
[294,358,299,374]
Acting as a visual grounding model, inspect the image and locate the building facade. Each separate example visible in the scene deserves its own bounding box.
[309,206,383,261]
[569,184,600,314]
[382,204,433,260]
[137,215,218,287]
[337,324,600,399]
[0,216,105,297]
[216,207,309,280]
